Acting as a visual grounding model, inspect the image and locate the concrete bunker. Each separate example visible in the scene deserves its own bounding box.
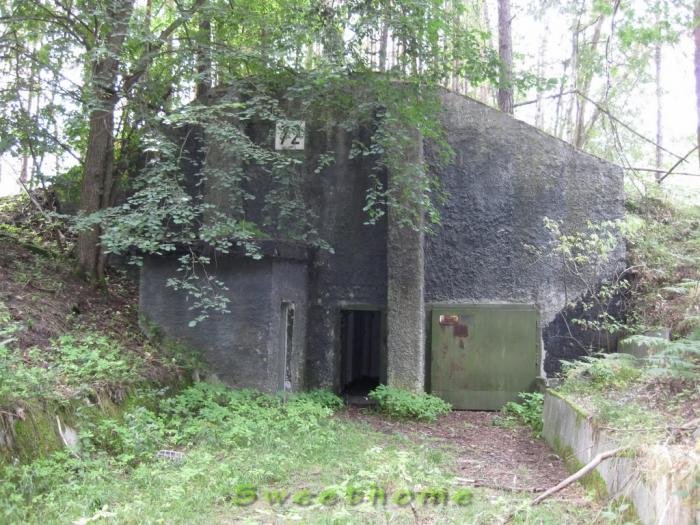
[139,87,625,408]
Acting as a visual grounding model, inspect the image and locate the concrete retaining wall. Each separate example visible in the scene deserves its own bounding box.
[543,390,698,525]
[618,335,669,359]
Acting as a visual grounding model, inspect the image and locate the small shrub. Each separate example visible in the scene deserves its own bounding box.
[53,334,139,386]
[289,389,344,411]
[86,406,166,465]
[647,338,700,380]
[0,345,56,403]
[159,383,337,447]
[368,385,451,422]
[498,392,544,437]
[560,353,642,393]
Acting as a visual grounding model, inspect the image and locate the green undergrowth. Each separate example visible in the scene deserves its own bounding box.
[368,385,452,421]
[624,192,700,337]
[0,297,192,465]
[0,298,190,401]
[555,342,699,447]
[0,382,609,525]
[495,392,544,437]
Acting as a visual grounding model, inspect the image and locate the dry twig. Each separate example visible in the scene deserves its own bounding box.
[532,447,624,505]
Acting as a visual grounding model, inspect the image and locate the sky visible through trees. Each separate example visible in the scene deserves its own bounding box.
[0,0,698,200]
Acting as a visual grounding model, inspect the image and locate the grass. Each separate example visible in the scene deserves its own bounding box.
[0,297,613,524]
[555,349,698,449]
[0,382,613,525]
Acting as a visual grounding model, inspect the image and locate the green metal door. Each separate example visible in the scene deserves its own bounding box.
[430,304,540,410]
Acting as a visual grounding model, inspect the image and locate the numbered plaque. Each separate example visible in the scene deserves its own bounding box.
[274,120,305,150]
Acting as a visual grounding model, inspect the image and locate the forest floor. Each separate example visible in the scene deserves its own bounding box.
[215,408,606,525]
[340,408,588,497]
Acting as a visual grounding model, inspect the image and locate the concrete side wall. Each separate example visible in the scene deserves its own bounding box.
[303,126,388,389]
[139,256,277,391]
[543,391,699,525]
[386,131,426,392]
[426,91,625,375]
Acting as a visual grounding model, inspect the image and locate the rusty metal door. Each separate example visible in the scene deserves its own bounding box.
[430,304,540,410]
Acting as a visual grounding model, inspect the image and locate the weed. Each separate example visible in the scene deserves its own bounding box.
[559,353,642,394]
[289,389,344,410]
[646,338,700,380]
[496,392,544,437]
[368,385,452,422]
[53,334,140,387]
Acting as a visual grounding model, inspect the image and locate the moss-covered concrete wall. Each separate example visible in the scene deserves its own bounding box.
[543,390,698,525]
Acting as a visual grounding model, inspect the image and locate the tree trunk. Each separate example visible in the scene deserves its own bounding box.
[655,23,663,173]
[695,0,700,166]
[77,0,135,281]
[478,0,494,103]
[378,16,389,72]
[195,14,212,100]
[497,0,513,114]
[572,14,606,149]
[535,21,549,129]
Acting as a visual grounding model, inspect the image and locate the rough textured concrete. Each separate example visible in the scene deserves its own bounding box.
[139,86,626,392]
[386,130,426,392]
[617,336,668,359]
[426,91,626,375]
[303,124,388,390]
[543,391,699,525]
[140,241,308,392]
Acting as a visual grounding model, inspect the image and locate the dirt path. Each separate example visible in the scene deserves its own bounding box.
[340,409,592,504]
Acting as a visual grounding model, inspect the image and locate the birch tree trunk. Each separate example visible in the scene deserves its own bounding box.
[572,14,606,149]
[379,16,389,72]
[195,15,212,100]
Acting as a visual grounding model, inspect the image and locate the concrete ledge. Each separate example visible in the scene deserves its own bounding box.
[543,390,699,525]
[617,335,668,359]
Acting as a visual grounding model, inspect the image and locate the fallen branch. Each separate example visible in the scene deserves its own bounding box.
[28,281,59,293]
[475,482,544,493]
[454,477,544,493]
[532,447,624,505]
[665,416,700,445]
[657,146,699,183]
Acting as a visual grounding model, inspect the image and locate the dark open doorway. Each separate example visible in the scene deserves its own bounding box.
[340,309,382,397]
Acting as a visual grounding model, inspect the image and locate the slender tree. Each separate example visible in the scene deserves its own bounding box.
[497,0,514,114]
[654,4,664,172]
[695,0,700,166]
[78,0,207,280]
